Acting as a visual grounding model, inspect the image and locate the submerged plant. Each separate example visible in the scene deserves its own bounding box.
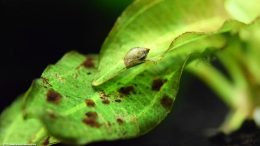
[1,0,260,145]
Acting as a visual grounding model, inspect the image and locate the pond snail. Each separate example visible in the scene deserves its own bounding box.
[124,47,150,68]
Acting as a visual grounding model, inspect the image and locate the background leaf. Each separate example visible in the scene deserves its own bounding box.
[239,18,260,82]
[225,0,260,23]
[186,18,260,132]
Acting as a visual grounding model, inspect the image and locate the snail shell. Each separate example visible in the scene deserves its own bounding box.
[124,47,150,68]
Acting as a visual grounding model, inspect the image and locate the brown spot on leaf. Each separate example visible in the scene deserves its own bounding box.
[119,86,134,96]
[83,112,100,128]
[99,91,110,104]
[160,96,173,110]
[102,99,110,104]
[85,99,95,107]
[115,99,122,103]
[83,111,100,128]
[85,111,98,119]
[82,57,95,68]
[99,91,107,99]
[83,118,101,128]
[47,90,62,104]
[41,77,51,88]
[152,78,166,91]
[42,137,50,146]
[116,118,124,125]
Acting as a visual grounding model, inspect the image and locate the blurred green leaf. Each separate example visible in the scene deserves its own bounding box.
[225,0,260,23]
[187,19,260,132]
[239,18,260,125]
[240,18,260,83]
[0,96,58,145]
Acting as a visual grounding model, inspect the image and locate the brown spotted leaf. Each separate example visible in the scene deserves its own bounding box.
[23,51,187,145]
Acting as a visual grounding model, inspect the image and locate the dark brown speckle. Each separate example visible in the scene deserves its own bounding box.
[102,99,110,104]
[41,77,51,88]
[42,137,50,146]
[82,57,95,68]
[83,117,101,128]
[47,90,62,104]
[83,111,100,128]
[116,118,124,125]
[99,91,107,99]
[119,86,134,96]
[160,96,173,110]
[85,99,95,107]
[115,99,122,103]
[152,78,166,91]
[85,111,98,119]
[99,91,110,105]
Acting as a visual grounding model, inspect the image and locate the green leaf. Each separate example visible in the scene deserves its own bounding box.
[0,96,58,145]
[93,0,233,86]
[23,51,187,145]
[239,18,260,83]
[225,0,260,23]
[239,18,260,126]
[3,0,260,144]
[186,19,260,132]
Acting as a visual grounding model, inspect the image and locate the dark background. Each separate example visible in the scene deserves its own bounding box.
[1,1,228,145]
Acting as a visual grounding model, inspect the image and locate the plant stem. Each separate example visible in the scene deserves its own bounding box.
[187,60,237,109]
[217,50,247,90]
[187,60,254,132]
[220,108,248,133]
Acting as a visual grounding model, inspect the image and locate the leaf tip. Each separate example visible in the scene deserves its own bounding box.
[92,80,102,86]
